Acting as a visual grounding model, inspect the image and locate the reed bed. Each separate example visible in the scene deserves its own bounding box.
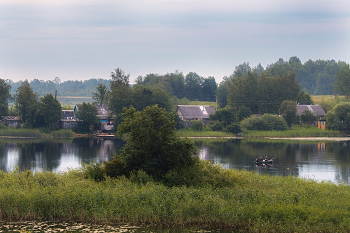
[0,128,74,139]
[176,128,233,137]
[1,164,350,232]
[243,126,342,138]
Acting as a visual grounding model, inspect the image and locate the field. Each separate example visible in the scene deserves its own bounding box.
[56,96,93,106]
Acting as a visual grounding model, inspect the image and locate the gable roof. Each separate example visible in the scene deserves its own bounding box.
[61,110,75,120]
[177,105,215,120]
[296,105,326,117]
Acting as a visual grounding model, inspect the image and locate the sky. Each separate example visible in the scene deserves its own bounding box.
[0,0,349,84]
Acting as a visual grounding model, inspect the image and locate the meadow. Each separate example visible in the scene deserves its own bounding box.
[1,162,350,232]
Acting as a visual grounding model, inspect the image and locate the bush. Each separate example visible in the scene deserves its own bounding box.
[226,122,241,134]
[190,120,204,131]
[82,161,105,182]
[240,114,288,131]
[210,121,224,131]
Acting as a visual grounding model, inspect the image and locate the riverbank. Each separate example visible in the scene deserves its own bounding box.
[1,163,350,232]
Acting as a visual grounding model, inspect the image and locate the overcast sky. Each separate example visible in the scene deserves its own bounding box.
[1,0,349,83]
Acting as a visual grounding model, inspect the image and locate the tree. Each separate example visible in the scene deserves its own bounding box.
[326,102,350,131]
[201,76,217,101]
[106,105,198,181]
[300,110,318,127]
[210,106,237,127]
[0,79,11,116]
[14,80,38,126]
[38,94,62,128]
[109,68,132,123]
[279,100,297,127]
[76,102,100,133]
[92,84,109,105]
[334,64,350,99]
[184,72,203,100]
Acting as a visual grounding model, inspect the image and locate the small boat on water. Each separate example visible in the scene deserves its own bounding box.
[255,157,274,165]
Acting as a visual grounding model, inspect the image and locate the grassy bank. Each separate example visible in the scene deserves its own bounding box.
[1,164,350,232]
[242,126,343,138]
[176,128,234,137]
[0,128,74,139]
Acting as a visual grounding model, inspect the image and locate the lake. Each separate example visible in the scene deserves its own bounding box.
[1,137,350,184]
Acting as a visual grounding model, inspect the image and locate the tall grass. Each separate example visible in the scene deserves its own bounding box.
[177,128,233,137]
[1,163,350,232]
[243,126,342,138]
[0,128,74,139]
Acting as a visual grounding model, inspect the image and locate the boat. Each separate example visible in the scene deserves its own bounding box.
[255,157,274,165]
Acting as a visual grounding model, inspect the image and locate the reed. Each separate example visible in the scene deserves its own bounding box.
[0,128,74,139]
[243,126,342,138]
[176,128,233,137]
[1,163,350,232]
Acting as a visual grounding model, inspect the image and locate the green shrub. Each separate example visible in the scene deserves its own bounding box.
[190,120,204,131]
[129,170,154,185]
[240,114,288,131]
[82,161,105,182]
[209,121,224,131]
[226,122,241,134]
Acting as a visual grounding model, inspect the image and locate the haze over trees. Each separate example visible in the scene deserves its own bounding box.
[0,79,11,116]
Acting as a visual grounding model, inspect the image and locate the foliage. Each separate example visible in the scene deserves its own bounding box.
[209,121,224,131]
[82,161,105,182]
[75,102,100,133]
[92,84,109,105]
[14,80,38,126]
[190,120,204,131]
[105,105,198,181]
[326,102,350,131]
[210,106,237,127]
[37,93,62,128]
[226,122,241,134]
[240,114,288,131]
[242,126,341,137]
[279,100,297,127]
[300,110,318,126]
[334,64,350,98]
[176,128,233,137]
[3,163,350,232]
[0,128,73,138]
[297,90,314,105]
[0,78,11,116]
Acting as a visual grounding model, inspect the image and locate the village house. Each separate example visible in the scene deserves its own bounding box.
[60,110,76,129]
[0,116,21,127]
[176,105,216,127]
[73,104,113,131]
[296,105,327,129]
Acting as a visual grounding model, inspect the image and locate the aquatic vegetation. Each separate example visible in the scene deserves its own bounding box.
[1,163,350,232]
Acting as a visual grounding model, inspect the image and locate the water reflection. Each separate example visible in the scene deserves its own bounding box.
[1,138,350,184]
[195,139,350,184]
[0,138,124,172]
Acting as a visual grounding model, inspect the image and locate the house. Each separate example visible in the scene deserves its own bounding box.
[94,104,113,131]
[296,105,326,128]
[0,116,21,127]
[176,105,216,127]
[74,103,113,131]
[60,110,76,129]
[296,105,326,118]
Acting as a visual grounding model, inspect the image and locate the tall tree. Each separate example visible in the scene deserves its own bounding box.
[201,76,217,102]
[109,68,132,120]
[106,105,198,181]
[279,100,297,127]
[14,80,38,126]
[0,79,11,116]
[92,84,109,105]
[76,102,100,133]
[184,72,203,100]
[38,94,62,128]
[334,64,350,99]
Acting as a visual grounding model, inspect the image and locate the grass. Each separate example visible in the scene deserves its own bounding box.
[176,128,233,137]
[0,128,74,139]
[242,126,343,138]
[1,164,350,232]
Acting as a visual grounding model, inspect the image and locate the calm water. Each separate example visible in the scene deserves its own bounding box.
[1,138,350,184]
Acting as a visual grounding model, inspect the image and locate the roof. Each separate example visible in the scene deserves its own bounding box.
[61,110,75,119]
[94,104,112,117]
[296,105,326,117]
[1,116,21,121]
[177,105,215,120]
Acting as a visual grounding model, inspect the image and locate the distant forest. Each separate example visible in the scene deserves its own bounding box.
[5,57,348,99]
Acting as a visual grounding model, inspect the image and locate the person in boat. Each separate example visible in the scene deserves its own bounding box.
[264,156,268,161]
